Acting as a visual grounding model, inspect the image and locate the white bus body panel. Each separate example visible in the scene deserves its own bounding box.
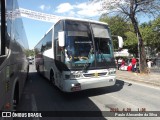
[61,69,116,92]
[43,48,54,79]
[63,76,116,92]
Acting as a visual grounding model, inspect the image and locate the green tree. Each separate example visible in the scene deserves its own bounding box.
[124,31,138,56]
[151,17,160,52]
[25,49,35,57]
[139,17,160,56]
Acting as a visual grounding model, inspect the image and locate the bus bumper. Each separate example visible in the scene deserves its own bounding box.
[63,76,116,92]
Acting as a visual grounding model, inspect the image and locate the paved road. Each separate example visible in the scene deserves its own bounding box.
[15,65,160,120]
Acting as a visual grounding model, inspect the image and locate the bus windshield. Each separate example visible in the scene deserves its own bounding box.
[64,20,115,70]
[65,21,92,66]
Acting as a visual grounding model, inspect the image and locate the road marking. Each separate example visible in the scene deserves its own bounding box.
[31,94,40,120]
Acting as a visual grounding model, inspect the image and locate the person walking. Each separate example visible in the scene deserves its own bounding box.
[131,57,137,72]
[147,59,152,73]
[117,58,122,70]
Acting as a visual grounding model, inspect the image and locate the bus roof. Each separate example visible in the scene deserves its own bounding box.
[45,17,108,34]
[57,17,108,26]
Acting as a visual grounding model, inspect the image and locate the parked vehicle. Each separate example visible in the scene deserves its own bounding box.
[0,0,29,111]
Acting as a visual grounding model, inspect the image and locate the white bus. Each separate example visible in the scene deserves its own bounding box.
[0,0,29,111]
[34,18,123,92]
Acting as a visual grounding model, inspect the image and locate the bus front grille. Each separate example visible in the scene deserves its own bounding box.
[83,72,107,77]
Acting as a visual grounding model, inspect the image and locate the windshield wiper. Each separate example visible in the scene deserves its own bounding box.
[82,47,94,73]
[98,50,108,66]
[82,63,91,73]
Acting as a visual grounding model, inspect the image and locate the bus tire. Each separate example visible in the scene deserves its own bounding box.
[36,65,40,73]
[12,83,19,111]
[26,65,29,80]
[50,70,55,86]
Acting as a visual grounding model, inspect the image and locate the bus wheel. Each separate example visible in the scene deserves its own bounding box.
[26,65,29,80]
[37,65,39,72]
[12,84,19,111]
[50,70,55,86]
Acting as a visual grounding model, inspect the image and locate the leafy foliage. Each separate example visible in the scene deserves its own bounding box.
[25,49,35,57]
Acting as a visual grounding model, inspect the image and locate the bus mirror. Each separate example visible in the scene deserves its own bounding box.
[58,31,65,47]
[118,36,123,48]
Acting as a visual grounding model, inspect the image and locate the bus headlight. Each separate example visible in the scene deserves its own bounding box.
[70,73,81,79]
[69,71,82,79]
[108,68,116,75]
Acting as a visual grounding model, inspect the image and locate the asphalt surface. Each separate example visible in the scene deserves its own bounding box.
[13,65,160,120]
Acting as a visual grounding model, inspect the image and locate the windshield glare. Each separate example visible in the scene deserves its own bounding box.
[65,31,92,63]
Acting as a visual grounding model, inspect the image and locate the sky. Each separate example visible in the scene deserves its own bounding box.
[17,0,153,49]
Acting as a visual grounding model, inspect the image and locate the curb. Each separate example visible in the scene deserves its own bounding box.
[116,76,160,87]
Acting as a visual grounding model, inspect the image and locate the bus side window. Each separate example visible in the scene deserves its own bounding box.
[56,40,61,61]
[0,0,7,65]
[0,1,2,55]
[54,21,63,61]
[0,25,1,55]
[0,0,6,56]
[0,1,2,56]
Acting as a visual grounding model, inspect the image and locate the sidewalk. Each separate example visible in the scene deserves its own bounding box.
[116,70,160,87]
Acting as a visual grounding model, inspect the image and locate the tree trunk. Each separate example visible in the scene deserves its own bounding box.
[130,16,148,73]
